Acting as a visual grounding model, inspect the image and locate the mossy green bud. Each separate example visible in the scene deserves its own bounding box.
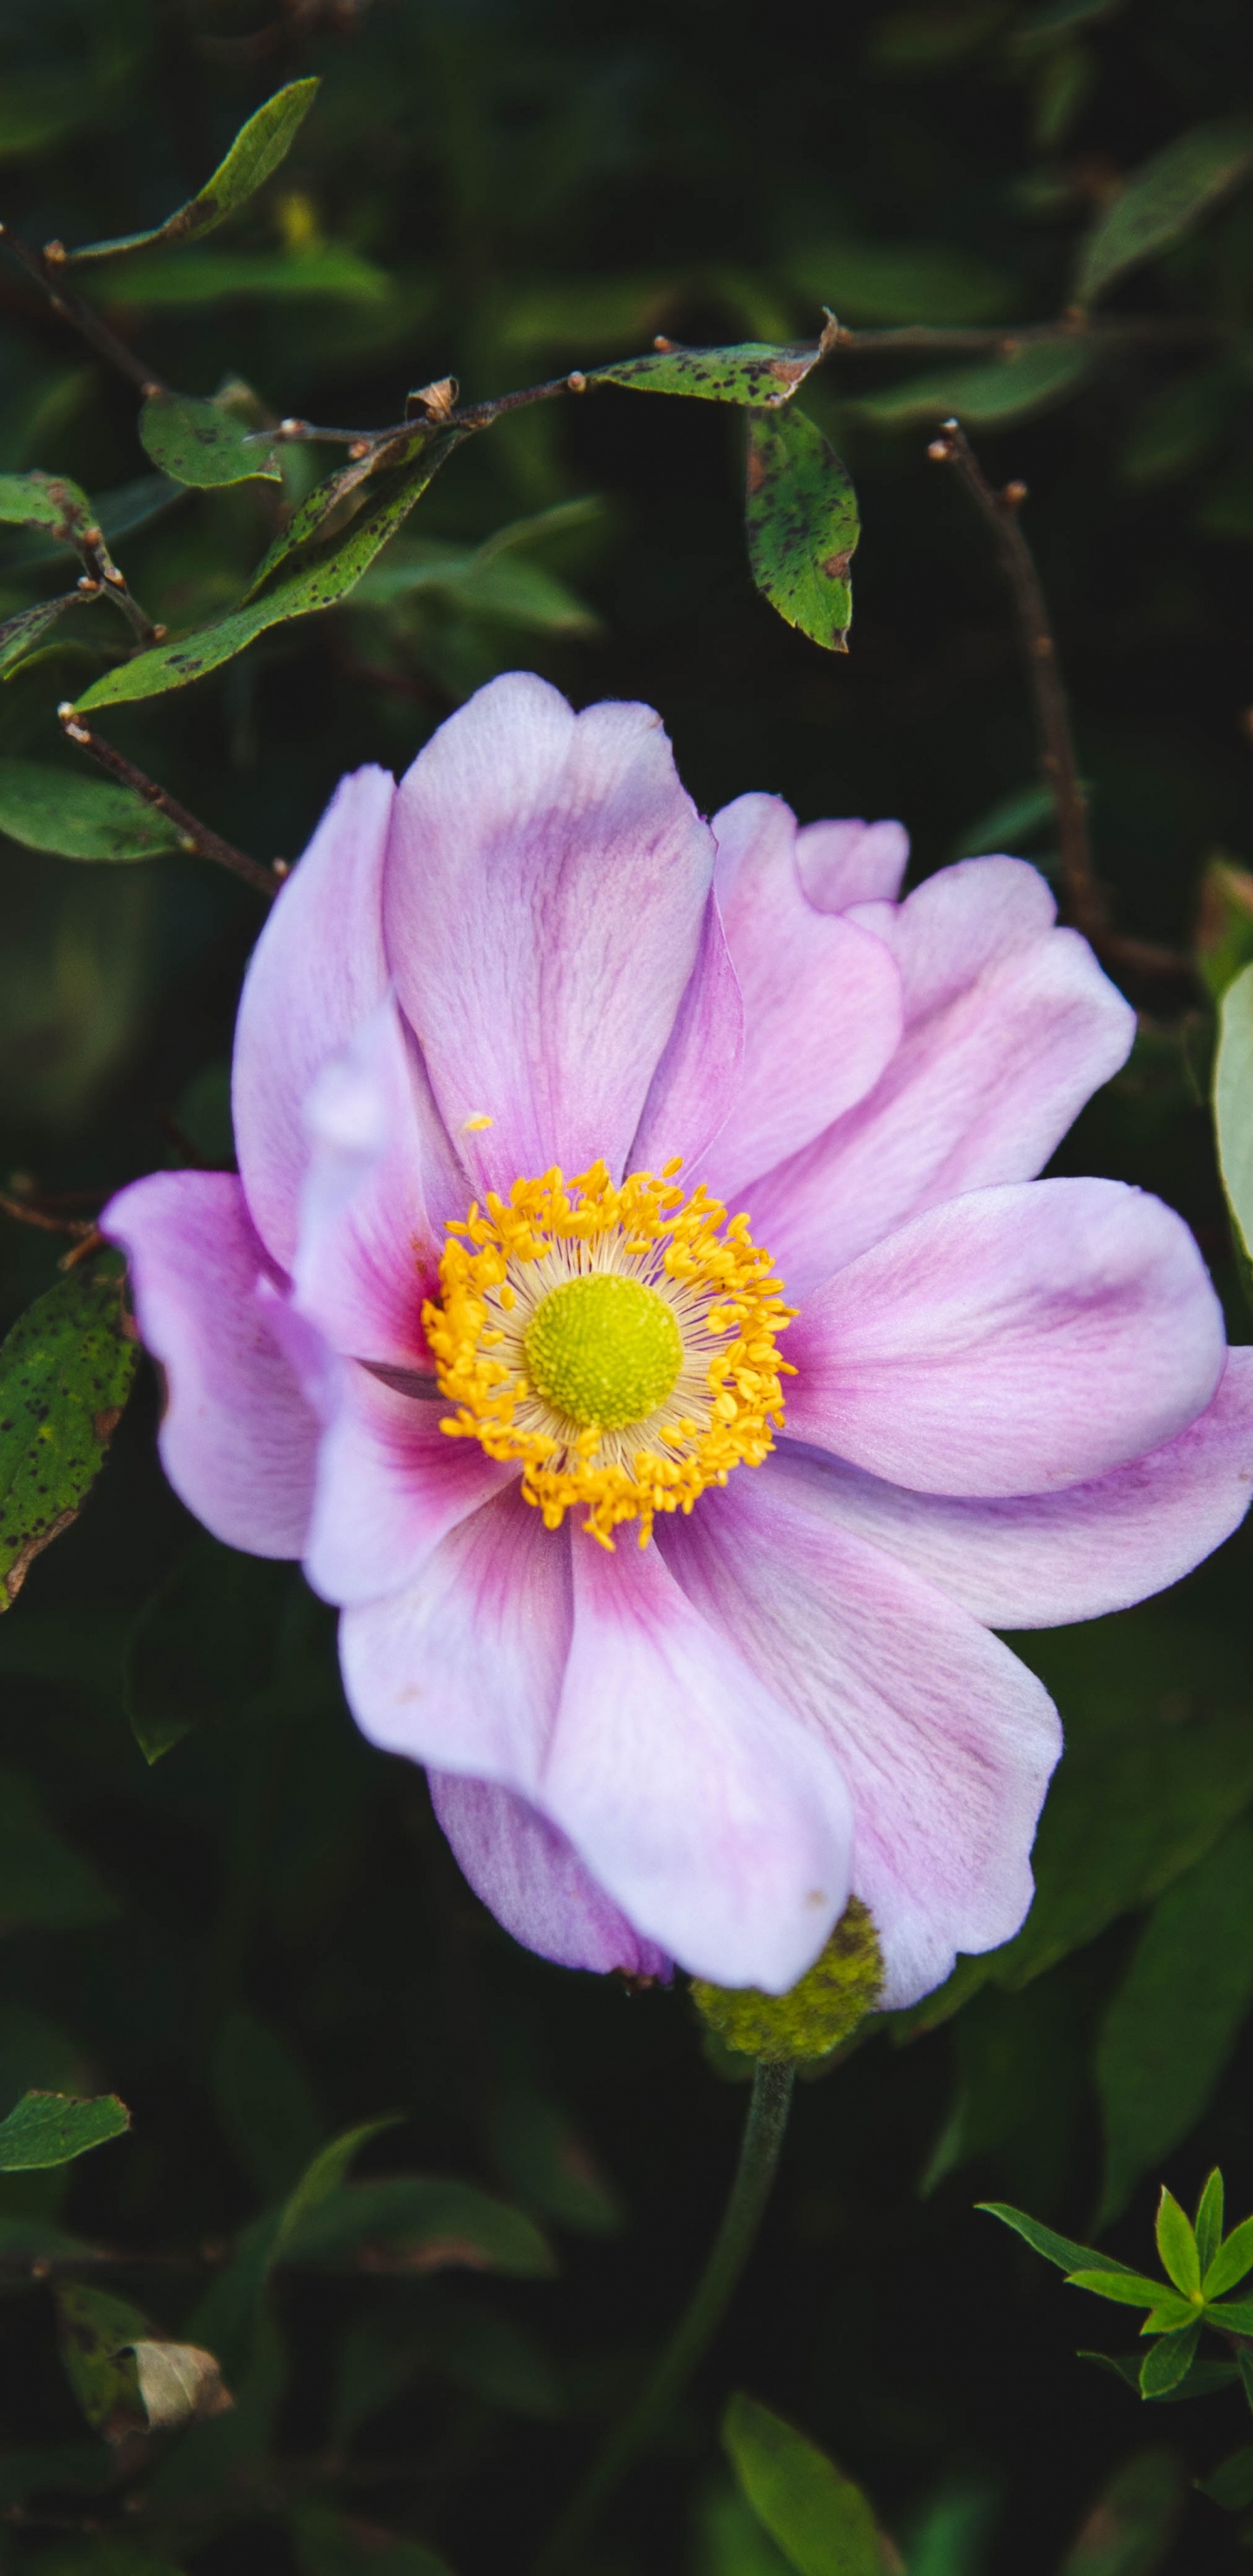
[691,1898,883,2063]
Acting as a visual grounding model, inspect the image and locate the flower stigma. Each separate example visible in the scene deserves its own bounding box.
[422,1158,794,1547]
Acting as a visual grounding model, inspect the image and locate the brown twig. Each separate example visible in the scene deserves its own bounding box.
[57,707,280,901]
[0,1191,97,1240]
[0,224,169,397]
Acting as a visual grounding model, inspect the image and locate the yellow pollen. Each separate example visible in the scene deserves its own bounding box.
[421,1157,795,1548]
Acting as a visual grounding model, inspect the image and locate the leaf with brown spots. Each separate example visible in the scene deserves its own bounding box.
[0,1264,137,1609]
[593,322,836,408]
[744,404,860,652]
[57,81,320,265]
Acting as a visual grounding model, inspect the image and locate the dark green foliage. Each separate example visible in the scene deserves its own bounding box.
[0,1265,137,1607]
[744,409,859,652]
[0,2090,128,2169]
[0,760,181,860]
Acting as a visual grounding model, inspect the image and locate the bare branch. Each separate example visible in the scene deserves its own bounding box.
[57,708,281,901]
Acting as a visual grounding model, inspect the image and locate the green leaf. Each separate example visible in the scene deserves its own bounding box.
[1201,2293,1253,2331]
[72,434,462,711]
[694,2475,797,2576]
[1065,2271,1175,2311]
[0,2090,128,2170]
[0,759,182,861]
[1195,2170,1225,2280]
[1082,2349,1237,2404]
[290,2505,455,2576]
[975,2202,1134,2277]
[592,332,833,406]
[124,1537,293,1762]
[211,2009,323,2202]
[722,2394,883,2576]
[1075,115,1253,305]
[0,469,94,539]
[241,422,434,600]
[1120,369,1236,490]
[488,2086,623,2237]
[852,339,1091,431]
[82,245,391,308]
[1094,1824,1253,2224]
[0,593,84,679]
[1215,959,1253,1261]
[1197,2444,1253,2512]
[0,1265,137,1608]
[745,406,859,653]
[1203,2208,1253,2300]
[1154,2189,1200,2298]
[54,2282,150,2438]
[1139,2322,1200,2398]
[138,392,279,488]
[786,238,1012,325]
[186,2118,397,2382]
[278,2174,556,2277]
[62,81,320,264]
[1055,2451,1183,2573]
[0,1768,119,1930]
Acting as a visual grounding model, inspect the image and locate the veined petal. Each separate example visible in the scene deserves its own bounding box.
[103,1171,318,1557]
[701,794,903,1200]
[233,766,396,1267]
[785,1177,1225,1497]
[338,1485,568,1780]
[429,1773,670,1978]
[305,1369,515,1607]
[773,1347,1253,1627]
[295,994,466,1372]
[795,814,909,911]
[385,673,716,1196]
[657,1463,1062,2010]
[629,891,743,1178]
[539,1535,854,1992]
[749,858,1136,1297]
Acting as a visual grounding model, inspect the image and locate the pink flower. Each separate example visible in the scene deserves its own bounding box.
[104,675,1253,2007]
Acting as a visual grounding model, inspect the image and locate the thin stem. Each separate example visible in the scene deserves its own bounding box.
[531,2058,795,2576]
[0,1191,96,1240]
[928,417,1102,943]
[57,708,280,900]
[0,224,168,397]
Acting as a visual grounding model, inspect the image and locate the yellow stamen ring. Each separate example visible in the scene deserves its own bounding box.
[421,1159,795,1549]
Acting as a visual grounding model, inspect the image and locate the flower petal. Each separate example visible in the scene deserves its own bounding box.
[232,766,396,1266]
[540,1534,854,1991]
[774,1345,1253,1627]
[338,1485,569,1778]
[385,673,716,1195]
[658,1461,1062,2010]
[784,1177,1226,1497]
[795,815,909,911]
[429,1772,671,1977]
[295,995,466,1372]
[748,858,1136,1297]
[103,1171,318,1557]
[628,891,743,1179]
[700,795,903,1200]
[305,1370,514,1607]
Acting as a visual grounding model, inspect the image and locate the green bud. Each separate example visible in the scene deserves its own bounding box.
[691,1898,883,2063]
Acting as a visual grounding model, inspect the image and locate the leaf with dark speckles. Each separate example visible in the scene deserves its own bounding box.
[593,328,834,407]
[744,404,859,652]
[0,1265,137,1608]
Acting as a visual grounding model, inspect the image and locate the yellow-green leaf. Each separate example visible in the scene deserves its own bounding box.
[60,81,320,265]
[745,405,859,652]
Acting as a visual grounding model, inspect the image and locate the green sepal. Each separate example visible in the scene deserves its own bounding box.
[692,1900,881,2062]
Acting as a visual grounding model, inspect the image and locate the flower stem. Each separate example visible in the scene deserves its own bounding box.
[531,2056,795,2575]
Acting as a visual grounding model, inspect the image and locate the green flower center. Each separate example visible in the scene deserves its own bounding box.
[523,1271,683,1431]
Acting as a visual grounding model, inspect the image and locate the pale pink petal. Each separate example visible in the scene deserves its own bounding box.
[774,1345,1253,1627]
[628,892,743,1180]
[384,673,715,1197]
[305,1371,513,1607]
[795,815,909,911]
[749,862,1136,1298]
[700,795,902,1201]
[338,1486,568,1781]
[539,1536,854,1991]
[232,767,395,1267]
[103,1171,318,1557]
[785,1178,1225,1497]
[658,1464,1062,2010]
[429,1773,670,1978]
[294,996,466,1372]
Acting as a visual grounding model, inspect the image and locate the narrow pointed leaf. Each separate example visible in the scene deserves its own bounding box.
[1075,114,1253,305]
[1140,2296,1200,2332]
[241,422,434,600]
[0,592,84,677]
[61,80,320,263]
[1196,2170,1225,2277]
[977,2203,1136,2276]
[1202,2293,1253,2331]
[0,1266,137,1609]
[1203,2210,1253,2299]
[1215,961,1253,1263]
[1155,2187,1200,2295]
[593,332,833,406]
[1065,2268,1175,2309]
[1056,2452,1184,2572]
[745,405,858,654]
[851,341,1091,432]
[138,392,279,488]
[72,434,462,711]
[0,759,182,860]
[0,2091,130,2170]
[1140,2320,1201,2397]
[1197,2445,1253,2512]
[722,2392,883,2576]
